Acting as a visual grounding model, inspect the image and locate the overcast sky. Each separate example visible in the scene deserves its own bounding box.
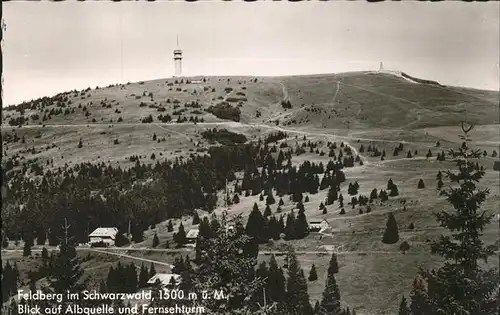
[3,1,499,106]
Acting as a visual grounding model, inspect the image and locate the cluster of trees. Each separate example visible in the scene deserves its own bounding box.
[103,261,157,293]
[188,212,354,315]
[201,128,248,145]
[281,100,292,109]
[2,136,351,248]
[265,131,288,144]
[206,103,241,122]
[1,261,20,302]
[245,201,311,243]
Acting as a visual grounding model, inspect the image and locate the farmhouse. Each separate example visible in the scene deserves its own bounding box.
[88,227,118,247]
[308,219,330,232]
[147,273,181,287]
[186,228,199,243]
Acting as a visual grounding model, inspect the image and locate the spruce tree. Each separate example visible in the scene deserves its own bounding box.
[264,205,272,217]
[245,202,266,243]
[389,183,399,197]
[308,264,318,281]
[397,296,411,315]
[49,240,86,295]
[382,212,399,244]
[148,263,156,279]
[192,211,200,225]
[266,190,276,205]
[174,222,187,247]
[319,255,342,314]
[286,251,314,315]
[294,206,309,239]
[152,233,159,248]
[23,241,32,257]
[139,263,149,288]
[42,247,49,259]
[407,123,499,315]
[417,178,425,189]
[328,253,339,274]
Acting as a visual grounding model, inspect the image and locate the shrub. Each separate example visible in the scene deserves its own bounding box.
[142,115,153,123]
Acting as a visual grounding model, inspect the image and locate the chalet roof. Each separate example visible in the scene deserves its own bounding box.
[89,227,118,238]
[186,228,199,239]
[309,219,328,224]
[147,273,181,286]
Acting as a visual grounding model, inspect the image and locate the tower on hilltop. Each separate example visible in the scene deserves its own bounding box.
[173,35,183,77]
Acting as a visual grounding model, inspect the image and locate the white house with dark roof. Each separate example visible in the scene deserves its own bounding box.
[88,227,118,246]
[186,228,199,243]
[147,273,181,287]
[308,219,330,233]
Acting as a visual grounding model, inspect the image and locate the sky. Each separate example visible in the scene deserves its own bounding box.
[2,1,499,106]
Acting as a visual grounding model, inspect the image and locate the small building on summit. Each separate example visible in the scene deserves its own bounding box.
[308,219,330,233]
[147,273,181,287]
[88,227,118,247]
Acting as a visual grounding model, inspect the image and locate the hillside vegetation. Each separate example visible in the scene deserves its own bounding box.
[2,71,499,315]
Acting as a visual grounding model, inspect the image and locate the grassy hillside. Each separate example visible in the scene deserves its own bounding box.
[2,71,499,315]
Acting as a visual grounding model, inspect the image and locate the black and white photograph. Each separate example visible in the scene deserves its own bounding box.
[1,2,499,315]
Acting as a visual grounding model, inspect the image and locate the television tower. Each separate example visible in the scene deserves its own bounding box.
[173,35,183,77]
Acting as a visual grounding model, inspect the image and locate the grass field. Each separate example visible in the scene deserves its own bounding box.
[2,71,499,315]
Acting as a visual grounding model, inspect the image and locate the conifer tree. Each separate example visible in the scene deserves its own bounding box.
[437,178,444,191]
[192,211,200,225]
[232,194,240,204]
[23,241,32,257]
[389,183,399,197]
[286,251,314,315]
[42,247,49,259]
[49,238,86,296]
[139,263,149,288]
[397,296,411,315]
[426,149,432,159]
[264,205,272,217]
[191,212,269,314]
[246,202,266,243]
[294,205,309,239]
[382,212,399,244]
[328,253,339,275]
[407,123,499,315]
[174,222,187,247]
[279,198,284,206]
[152,233,159,248]
[417,178,425,189]
[284,211,296,240]
[326,185,338,205]
[266,190,276,205]
[387,178,395,190]
[167,220,174,232]
[319,255,342,315]
[308,264,318,281]
[148,263,156,279]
